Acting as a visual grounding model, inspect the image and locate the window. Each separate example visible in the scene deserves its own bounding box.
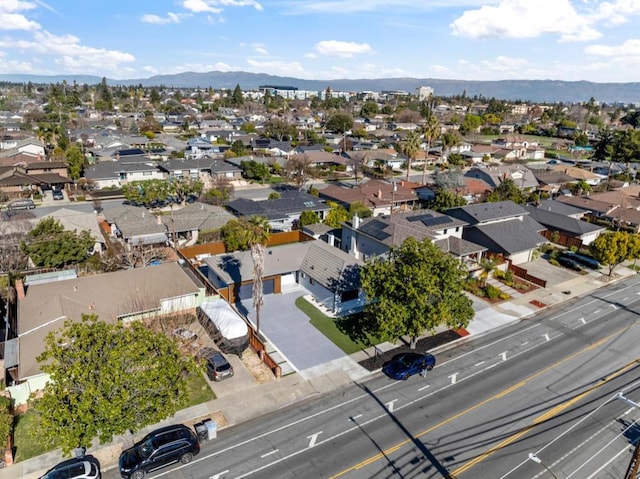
[143,171,152,176]
[341,290,359,302]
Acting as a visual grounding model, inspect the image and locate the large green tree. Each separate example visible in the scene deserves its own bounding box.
[325,113,353,134]
[324,201,350,228]
[36,315,194,453]
[21,217,94,268]
[589,231,640,276]
[428,189,467,212]
[360,237,474,348]
[65,145,85,180]
[486,179,525,204]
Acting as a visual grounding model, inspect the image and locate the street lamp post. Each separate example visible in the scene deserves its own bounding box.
[529,453,559,479]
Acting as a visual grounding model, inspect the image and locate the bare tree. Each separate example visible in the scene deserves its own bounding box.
[348,152,368,186]
[101,244,168,270]
[284,154,317,191]
[0,218,31,273]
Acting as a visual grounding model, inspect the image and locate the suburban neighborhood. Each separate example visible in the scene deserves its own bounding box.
[2,78,640,478]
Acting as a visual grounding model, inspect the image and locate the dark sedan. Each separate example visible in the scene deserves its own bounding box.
[382,352,436,380]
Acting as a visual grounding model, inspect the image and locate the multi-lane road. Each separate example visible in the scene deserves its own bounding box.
[103,274,640,479]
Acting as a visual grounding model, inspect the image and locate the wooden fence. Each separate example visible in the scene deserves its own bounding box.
[541,230,583,249]
[507,262,547,288]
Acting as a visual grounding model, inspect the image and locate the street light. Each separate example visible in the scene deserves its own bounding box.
[529,453,559,479]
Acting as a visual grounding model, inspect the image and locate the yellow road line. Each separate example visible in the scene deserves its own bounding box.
[330,326,637,479]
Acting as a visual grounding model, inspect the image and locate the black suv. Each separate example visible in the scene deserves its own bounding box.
[118,424,200,479]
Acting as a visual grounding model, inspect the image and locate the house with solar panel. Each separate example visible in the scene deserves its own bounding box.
[341,209,486,266]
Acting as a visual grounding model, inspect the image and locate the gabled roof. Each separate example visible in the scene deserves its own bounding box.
[84,160,160,180]
[537,199,588,216]
[102,205,167,239]
[162,202,233,232]
[446,200,528,224]
[17,262,200,379]
[227,191,329,221]
[320,179,418,209]
[464,216,547,255]
[205,240,362,291]
[352,209,467,247]
[524,205,605,236]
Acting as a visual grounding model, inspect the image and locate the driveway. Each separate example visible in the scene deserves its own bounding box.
[519,258,583,287]
[238,289,345,371]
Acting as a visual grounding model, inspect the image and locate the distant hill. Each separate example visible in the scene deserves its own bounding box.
[2,71,640,104]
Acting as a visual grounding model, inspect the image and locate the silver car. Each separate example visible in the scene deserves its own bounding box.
[39,458,101,479]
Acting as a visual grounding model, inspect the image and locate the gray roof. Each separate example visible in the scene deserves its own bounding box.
[17,262,200,380]
[227,191,330,221]
[204,240,362,291]
[354,209,467,247]
[163,202,234,233]
[446,200,528,224]
[158,158,241,174]
[524,205,605,237]
[102,205,167,240]
[537,199,587,217]
[462,215,547,255]
[433,236,487,257]
[84,160,161,180]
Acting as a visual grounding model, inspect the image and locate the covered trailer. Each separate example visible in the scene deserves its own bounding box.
[197,300,250,355]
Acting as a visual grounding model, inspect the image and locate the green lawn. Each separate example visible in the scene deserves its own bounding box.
[295,296,382,354]
[12,372,213,462]
[182,370,216,407]
[13,410,52,462]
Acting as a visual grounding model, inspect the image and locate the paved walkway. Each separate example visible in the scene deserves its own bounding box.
[3,265,637,479]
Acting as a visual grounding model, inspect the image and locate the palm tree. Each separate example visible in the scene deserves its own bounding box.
[247,216,271,336]
[421,114,440,184]
[441,131,461,165]
[478,258,499,287]
[401,131,421,182]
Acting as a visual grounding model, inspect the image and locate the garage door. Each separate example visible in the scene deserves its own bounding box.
[237,279,275,300]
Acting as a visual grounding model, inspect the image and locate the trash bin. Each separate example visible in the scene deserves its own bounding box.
[205,420,217,440]
[194,422,208,442]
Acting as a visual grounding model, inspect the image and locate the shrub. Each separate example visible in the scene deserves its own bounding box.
[486,284,502,300]
[499,292,510,300]
[549,259,560,266]
[569,245,578,253]
[540,244,554,254]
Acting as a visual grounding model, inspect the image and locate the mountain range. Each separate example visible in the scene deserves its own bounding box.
[2,71,640,104]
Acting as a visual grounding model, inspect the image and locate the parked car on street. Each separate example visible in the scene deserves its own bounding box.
[7,198,35,210]
[200,347,234,381]
[39,457,101,479]
[118,424,200,479]
[382,352,436,380]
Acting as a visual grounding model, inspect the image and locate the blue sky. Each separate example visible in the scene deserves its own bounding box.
[1,0,640,82]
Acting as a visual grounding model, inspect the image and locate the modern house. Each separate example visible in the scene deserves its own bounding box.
[204,240,364,315]
[523,204,606,246]
[341,209,486,265]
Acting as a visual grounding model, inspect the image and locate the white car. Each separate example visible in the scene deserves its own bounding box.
[39,458,101,479]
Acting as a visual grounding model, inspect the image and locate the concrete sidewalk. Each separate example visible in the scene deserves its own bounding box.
[3,265,636,479]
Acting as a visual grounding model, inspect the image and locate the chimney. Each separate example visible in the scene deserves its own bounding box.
[353,215,361,230]
[378,189,383,199]
[327,233,335,247]
[15,279,25,300]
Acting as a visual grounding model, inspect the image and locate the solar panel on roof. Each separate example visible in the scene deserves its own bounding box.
[422,216,451,227]
[361,220,391,241]
[407,213,435,223]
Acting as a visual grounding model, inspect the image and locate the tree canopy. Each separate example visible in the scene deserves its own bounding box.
[324,201,350,228]
[589,231,640,276]
[21,217,94,268]
[428,189,467,212]
[486,179,525,204]
[221,216,271,252]
[36,315,195,453]
[360,237,474,348]
[325,112,353,134]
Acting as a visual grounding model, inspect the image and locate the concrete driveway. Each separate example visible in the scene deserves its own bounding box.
[519,258,583,286]
[238,289,346,372]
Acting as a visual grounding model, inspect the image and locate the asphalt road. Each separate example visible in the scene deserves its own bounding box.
[101,274,640,479]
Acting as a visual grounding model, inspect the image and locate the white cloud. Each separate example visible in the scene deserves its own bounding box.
[141,12,189,24]
[0,30,135,73]
[181,0,262,13]
[246,58,307,76]
[0,1,37,13]
[585,38,640,56]
[314,40,373,58]
[591,0,640,26]
[304,52,317,59]
[284,0,494,15]
[169,62,238,73]
[0,12,40,30]
[451,0,601,42]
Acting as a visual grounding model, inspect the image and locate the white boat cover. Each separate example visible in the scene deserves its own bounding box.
[199,300,248,340]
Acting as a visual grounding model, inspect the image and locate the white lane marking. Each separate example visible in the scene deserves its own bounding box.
[386,399,398,412]
[350,414,362,421]
[307,431,322,448]
[623,297,629,301]
[610,304,618,310]
[593,309,601,314]
[210,471,229,479]
[260,449,279,458]
[449,373,458,384]
[474,361,486,366]
[580,317,586,325]
[418,384,430,392]
[500,352,508,361]
[544,333,550,341]
[521,341,528,346]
